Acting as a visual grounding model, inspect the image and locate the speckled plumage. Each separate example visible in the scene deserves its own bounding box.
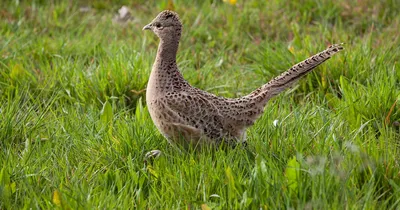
[143,10,343,147]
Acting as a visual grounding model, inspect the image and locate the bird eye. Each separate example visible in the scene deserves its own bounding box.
[154,22,162,28]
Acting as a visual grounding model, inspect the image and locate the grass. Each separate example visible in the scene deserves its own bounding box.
[1,0,399,209]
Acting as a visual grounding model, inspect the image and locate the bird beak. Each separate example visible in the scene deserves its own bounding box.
[142,23,152,31]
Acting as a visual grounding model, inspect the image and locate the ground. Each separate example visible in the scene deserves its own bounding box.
[1,0,399,209]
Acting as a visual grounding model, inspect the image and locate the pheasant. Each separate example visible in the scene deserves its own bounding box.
[143,10,343,149]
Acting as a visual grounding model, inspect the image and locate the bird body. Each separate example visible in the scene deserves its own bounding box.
[143,10,343,147]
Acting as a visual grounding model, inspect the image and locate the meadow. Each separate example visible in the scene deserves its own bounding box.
[1,0,399,209]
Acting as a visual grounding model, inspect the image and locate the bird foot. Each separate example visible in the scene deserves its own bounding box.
[144,149,162,161]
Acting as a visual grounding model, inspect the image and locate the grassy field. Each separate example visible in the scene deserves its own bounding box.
[1,0,399,209]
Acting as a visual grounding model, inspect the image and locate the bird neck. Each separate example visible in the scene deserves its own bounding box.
[156,38,179,63]
[152,37,186,85]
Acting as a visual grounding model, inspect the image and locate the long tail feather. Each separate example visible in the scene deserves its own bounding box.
[247,43,344,104]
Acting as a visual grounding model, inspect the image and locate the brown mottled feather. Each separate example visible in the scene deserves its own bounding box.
[143,10,344,146]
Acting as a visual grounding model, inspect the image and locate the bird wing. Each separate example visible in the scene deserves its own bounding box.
[159,90,226,140]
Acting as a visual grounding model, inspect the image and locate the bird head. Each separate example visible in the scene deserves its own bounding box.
[143,10,182,41]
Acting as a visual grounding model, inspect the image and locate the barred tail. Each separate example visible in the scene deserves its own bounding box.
[247,43,344,104]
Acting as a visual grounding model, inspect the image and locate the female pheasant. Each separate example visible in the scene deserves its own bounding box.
[143,10,343,148]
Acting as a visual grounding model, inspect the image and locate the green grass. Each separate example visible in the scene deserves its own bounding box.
[1,0,399,209]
